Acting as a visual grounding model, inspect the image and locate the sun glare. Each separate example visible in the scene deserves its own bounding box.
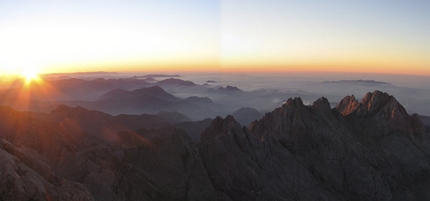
[21,67,40,83]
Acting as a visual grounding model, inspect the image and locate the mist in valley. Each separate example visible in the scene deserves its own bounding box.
[1,72,429,127]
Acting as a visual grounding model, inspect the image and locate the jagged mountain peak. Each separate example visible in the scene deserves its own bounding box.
[334,90,424,137]
[283,96,333,115]
[359,90,393,115]
[201,115,242,139]
[285,97,304,108]
[251,91,426,143]
[285,97,331,110]
[334,95,359,116]
[211,115,238,128]
[311,96,331,112]
[336,90,396,117]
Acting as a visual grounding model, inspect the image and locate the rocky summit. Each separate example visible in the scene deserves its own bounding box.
[1,90,430,200]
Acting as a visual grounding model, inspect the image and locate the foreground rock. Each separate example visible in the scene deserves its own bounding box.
[0,138,93,201]
[54,126,220,201]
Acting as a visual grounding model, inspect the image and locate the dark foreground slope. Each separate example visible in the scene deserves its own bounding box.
[0,91,429,200]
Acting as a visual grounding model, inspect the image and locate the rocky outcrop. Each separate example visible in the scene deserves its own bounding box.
[0,138,93,201]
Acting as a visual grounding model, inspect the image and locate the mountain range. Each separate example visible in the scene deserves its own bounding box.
[1,90,429,200]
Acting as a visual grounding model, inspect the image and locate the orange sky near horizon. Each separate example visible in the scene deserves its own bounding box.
[0,1,429,76]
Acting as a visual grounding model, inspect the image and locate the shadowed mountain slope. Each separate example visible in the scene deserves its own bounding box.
[60,86,221,120]
[97,86,180,102]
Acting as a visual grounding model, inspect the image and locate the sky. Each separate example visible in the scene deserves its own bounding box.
[0,0,429,75]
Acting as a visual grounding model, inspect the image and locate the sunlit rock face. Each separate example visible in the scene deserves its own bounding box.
[335,90,424,140]
[0,91,429,201]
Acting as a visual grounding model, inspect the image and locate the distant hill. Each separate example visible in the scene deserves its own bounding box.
[97,86,181,102]
[156,78,197,86]
[209,85,243,93]
[231,107,262,127]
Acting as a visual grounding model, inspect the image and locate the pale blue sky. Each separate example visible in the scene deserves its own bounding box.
[0,0,429,75]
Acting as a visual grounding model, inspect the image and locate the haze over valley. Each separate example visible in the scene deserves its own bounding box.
[2,72,429,120]
[1,0,430,200]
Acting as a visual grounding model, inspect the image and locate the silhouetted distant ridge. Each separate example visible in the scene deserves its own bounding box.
[322,79,390,84]
[156,78,196,86]
[97,85,180,102]
[185,96,213,104]
[224,85,242,91]
[209,85,243,93]
[134,74,180,78]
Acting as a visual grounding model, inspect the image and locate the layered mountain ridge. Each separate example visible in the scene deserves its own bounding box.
[0,90,429,200]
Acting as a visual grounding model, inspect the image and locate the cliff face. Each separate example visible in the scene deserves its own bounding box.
[0,91,429,201]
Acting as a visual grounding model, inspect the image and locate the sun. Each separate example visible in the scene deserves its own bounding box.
[21,67,40,83]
